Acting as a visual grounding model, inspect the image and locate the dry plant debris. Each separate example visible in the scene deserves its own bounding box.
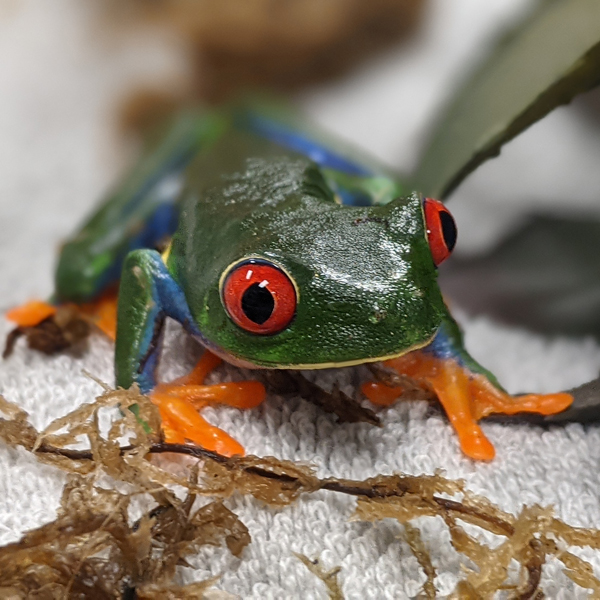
[0,389,244,598]
[295,553,343,600]
[254,368,381,426]
[3,307,91,358]
[1,386,600,598]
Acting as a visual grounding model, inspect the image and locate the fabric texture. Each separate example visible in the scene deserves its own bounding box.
[2,1,600,597]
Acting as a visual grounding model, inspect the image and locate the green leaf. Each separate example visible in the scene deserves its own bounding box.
[413,0,600,199]
[440,214,600,338]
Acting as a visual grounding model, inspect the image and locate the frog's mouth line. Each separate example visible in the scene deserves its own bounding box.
[206,330,438,371]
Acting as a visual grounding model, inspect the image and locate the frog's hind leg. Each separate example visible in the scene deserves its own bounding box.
[362,316,572,461]
[116,249,265,457]
[6,111,226,346]
[55,110,226,306]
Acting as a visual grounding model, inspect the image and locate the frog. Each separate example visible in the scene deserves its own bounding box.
[6,102,572,461]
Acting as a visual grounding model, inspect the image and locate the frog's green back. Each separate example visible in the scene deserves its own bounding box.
[167,130,446,368]
[53,102,447,368]
[54,102,405,303]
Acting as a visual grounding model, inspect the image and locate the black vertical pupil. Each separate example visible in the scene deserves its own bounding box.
[440,211,457,252]
[241,284,275,324]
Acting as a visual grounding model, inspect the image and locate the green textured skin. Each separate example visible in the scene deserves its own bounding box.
[55,110,227,302]
[52,104,493,385]
[115,249,166,389]
[167,131,446,367]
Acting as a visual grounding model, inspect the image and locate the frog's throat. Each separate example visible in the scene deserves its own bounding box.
[207,331,439,370]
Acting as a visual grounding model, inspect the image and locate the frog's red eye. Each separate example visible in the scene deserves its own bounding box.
[423,198,457,266]
[221,259,297,335]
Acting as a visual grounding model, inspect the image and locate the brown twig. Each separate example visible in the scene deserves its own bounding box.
[512,539,545,600]
[2,326,25,359]
[35,440,517,536]
[257,370,381,426]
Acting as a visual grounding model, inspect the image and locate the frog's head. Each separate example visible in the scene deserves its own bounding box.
[176,160,457,369]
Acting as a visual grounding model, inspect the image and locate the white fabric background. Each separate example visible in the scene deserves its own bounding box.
[2,1,600,597]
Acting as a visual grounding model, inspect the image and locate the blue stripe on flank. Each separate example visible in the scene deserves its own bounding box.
[335,188,373,207]
[423,325,465,366]
[87,202,180,300]
[244,114,372,177]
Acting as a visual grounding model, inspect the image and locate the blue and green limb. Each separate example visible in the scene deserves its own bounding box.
[55,110,227,304]
[6,109,265,456]
[362,316,572,460]
[6,110,227,334]
[116,249,265,457]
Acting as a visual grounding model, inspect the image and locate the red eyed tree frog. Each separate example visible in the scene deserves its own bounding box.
[6,104,572,461]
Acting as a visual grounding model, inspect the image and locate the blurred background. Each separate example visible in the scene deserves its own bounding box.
[2,0,600,337]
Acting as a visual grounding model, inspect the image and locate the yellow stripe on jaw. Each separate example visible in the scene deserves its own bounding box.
[216,331,438,371]
[161,241,173,264]
[277,334,436,370]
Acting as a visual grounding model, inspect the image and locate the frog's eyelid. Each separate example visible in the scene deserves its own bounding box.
[219,256,300,301]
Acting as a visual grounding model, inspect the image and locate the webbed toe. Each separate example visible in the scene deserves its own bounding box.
[150,351,266,457]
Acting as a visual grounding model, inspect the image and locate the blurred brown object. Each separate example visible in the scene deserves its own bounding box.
[115,0,425,132]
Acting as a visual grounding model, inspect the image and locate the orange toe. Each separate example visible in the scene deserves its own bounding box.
[192,381,266,409]
[155,381,266,410]
[510,392,573,416]
[361,381,404,406]
[469,374,573,419]
[6,300,56,327]
[457,424,496,461]
[153,392,245,457]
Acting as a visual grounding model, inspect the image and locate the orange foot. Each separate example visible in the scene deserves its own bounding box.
[77,289,118,340]
[361,352,572,461]
[6,300,57,328]
[6,288,118,341]
[151,350,266,457]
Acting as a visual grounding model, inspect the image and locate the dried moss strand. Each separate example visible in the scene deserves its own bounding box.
[35,441,520,536]
[511,540,545,600]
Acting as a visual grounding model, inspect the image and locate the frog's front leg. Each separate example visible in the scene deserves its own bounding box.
[362,314,573,461]
[116,249,265,456]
